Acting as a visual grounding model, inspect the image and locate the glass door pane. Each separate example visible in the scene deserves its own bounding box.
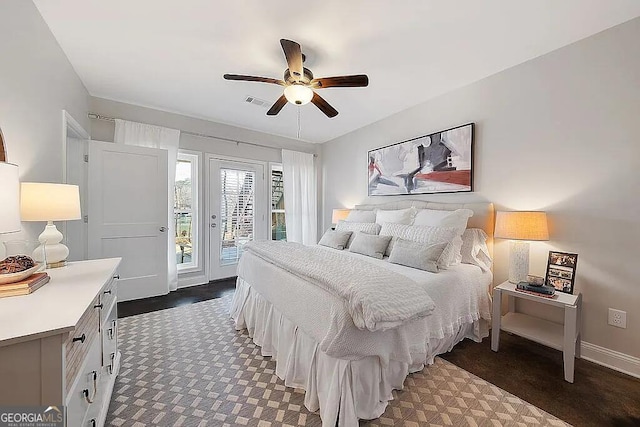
[219,168,255,265]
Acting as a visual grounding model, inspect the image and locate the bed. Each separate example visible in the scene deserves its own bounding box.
[230,200,494,427]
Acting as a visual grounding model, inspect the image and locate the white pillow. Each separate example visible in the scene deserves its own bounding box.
[460,228,492,272]
[345,209,376,223]
[348,232,392,260]
[375,207,415,225]
[379,223,461,268]
[335,220,381,247]
[389,238,448,273]
[318,229,352,250]
[413,208,474,234]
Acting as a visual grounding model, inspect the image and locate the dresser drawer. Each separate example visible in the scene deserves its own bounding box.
[102,303,118,370]
[66,336,102,427]
[99,274,118,323]
[65,295,100,393]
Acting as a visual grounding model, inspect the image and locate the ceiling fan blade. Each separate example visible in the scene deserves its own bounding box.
[311,92,338,118]
[223,74,285,85]
[266,95,288,116]
[310,75,369,89]
[280,39,304,81]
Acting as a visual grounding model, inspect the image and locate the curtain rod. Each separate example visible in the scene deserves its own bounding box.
[88,113,317,156]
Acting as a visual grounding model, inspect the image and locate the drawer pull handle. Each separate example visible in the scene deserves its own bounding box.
[90,420,96,427]
[72,333,86,344]
[94,303,103,309]
[108,352,115,374]
[113,274,120,280]
[103,289,112,295]
[82,371,98,404]
[108,328,114,340]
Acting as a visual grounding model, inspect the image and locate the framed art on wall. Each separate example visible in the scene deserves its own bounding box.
[545,251,578,294]
[367,123,473,196]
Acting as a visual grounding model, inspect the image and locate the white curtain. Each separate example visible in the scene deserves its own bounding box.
[114,119,181,291]
[282,150,317,245]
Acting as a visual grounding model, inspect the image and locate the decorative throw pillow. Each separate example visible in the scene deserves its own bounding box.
[379,223,461,268]
[345,209,376,223]
[413,208,474,234]
[348,232,392,260]
[375,208,415,225]
[389,238,449,273]
[318,229,352,250]
[335,221,382,248]
[460,228,492,272]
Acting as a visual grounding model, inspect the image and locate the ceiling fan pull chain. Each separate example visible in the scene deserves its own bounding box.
[297,107,301,140]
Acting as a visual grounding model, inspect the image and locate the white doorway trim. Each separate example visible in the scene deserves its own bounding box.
[62,110,90,184]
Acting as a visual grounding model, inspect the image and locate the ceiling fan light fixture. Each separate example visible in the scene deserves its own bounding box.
[284,84,313,106]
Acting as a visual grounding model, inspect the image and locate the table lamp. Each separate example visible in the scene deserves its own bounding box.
[0,162,21,236]
[332,209,350,225]
[494,211,549,283]
[20,183,81,268]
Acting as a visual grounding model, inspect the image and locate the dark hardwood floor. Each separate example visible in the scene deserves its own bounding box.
[117,278,236,318]
[119,280,640,427]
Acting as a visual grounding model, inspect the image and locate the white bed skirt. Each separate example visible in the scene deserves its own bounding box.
[230,278,488,427]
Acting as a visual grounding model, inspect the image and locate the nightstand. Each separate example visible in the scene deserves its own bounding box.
[491,281,582,383]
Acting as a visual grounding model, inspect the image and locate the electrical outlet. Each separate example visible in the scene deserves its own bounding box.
[608,308,627,329]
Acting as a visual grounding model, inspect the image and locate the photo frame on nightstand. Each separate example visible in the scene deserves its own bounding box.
[545,251,578,294]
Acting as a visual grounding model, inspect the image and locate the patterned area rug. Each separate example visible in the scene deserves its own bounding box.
[106,295,570,426]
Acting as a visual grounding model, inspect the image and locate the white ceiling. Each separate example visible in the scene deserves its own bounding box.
[34,1,640,143]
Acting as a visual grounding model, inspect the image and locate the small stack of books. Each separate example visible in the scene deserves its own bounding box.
[516,281,556,298]
[0,272,50,298]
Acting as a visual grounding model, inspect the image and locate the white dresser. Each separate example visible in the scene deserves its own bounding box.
[0,258,122,427]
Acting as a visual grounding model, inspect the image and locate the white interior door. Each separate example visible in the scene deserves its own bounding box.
[88,141,169,301]
[209,158,266,280]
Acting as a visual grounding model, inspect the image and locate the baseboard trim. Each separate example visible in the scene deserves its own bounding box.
[177,274,208,289]
[581,341,640,379]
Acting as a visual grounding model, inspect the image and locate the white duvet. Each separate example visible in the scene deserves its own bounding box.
[244,240,436,332]
[235,245,492,366]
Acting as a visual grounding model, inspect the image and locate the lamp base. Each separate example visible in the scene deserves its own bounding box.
[508,241,530,284]
[32,221,69,268]
[47,260,68,269]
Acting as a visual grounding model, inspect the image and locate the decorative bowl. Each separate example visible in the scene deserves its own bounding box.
[0,264,43,285]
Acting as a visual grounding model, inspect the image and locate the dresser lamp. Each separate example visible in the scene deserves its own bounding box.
[332,208,350,225]
[0,162,21,236]
[494,211,549,283]
[20,183,81,268]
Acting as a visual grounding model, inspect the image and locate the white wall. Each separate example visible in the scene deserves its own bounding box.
[89,97,321,286]
[0,0,89,254]
[322,18,640,360]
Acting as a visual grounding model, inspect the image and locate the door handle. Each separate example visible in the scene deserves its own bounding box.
[159,226,167,232]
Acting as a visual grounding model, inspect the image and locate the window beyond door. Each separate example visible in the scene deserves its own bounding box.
[270,164,286,241]
[175,152,199,271]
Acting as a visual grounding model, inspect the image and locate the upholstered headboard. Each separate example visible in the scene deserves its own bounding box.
[353,200,495,257]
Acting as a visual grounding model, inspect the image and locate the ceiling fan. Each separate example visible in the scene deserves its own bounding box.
[223,39,369,118]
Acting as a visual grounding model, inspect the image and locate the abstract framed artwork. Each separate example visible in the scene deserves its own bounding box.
[368,123,474,196]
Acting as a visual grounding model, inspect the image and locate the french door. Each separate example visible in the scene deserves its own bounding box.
[208,158,266,280]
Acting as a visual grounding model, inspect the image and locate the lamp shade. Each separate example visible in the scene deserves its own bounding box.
[332,209,350,224]
[0,162,21,234]
[284,84,314,105]
[21,183,81,221]
[494,211,549,241]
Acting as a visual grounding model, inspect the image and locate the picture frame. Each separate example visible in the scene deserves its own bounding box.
[545,251,578,294]
[367,123,473,196]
